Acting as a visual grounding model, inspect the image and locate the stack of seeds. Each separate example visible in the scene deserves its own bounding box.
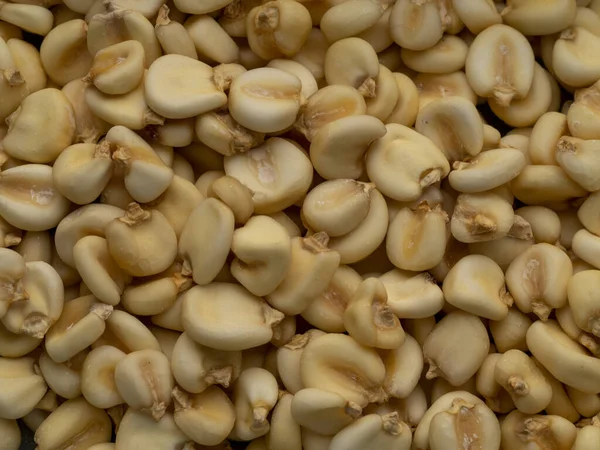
[2,0,600,449]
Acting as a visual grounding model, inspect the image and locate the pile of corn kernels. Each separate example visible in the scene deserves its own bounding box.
[1,0,600,449]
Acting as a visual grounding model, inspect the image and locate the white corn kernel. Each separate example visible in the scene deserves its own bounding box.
[465,24,535,106]
[424,312,490,386]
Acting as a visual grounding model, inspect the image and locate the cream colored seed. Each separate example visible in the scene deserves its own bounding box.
[246,0,312,60]
[465,24,535,107]
[556,305,600,357]
[3,88,75,164]
[93,308,161,354]
[476,353,507,412]
[173,385,235,446]
[451,192,517,243]
[39,19,91,88]
[145,54,227,120]
[15,231,51,264]
[423,312,490,386]
[73,235,131,307]
[295,84,367,141]
[224,137,313,214]
[0,164,71,232]
[0,248,26,319]
[291,27,329,80]
[366,124,450,202]
[532,359,580,422]
[566,386,600,417]
[505,242,573,321]
[489,63,554,128]
[556,136,600,192]
[527,320,600,393]
[412,391,488,450]
[105,203,177,277]
[34,397,112,450]
[218,0,260,37]
[494,349,553,414]
[301,265,362,332]
[568,80,600,139]
[301,179,373,237]
[0,418,20,450]
[324,37,379,97]
[230,367,279,441]
[386,202,448,272]
[320,0,384,43]
[267,232,340,315]
[85,72,165,131]
[389,0,443,51]
[510,165,588,205]
[0,2,53,36]
[86,8,161,67]
[54,204,124,268]
[0,356,47,420]
[44,295,112,364]
[114,349,173,421]
[553,26,600,88]
[529,111,568,165]
[155,5,198,60]
[382,333,423,399]
[231,215,291,297]
[357,7,393,54]
[195,170,224,198]
[514,206,561,245]
[114,409,187,450]
[61,78,109,144]
[449,148,526,193]
[428,398,501,450]
[310,114,386,180]
[500,410,577,450]
[385,72,419,127]
[572,420,600,450]
[228,67,304,134]
[2,260,63,339]
[291,387,361,436]
[170,331,241,394]
[148,175,204,238]
[86,40,145,96]
[80,345,125,409]
[365,386,428,428]
[178,197,234,286]
[343,277,405,349]
[276,329,324,394]
[52,143,113,206]
[443,254,512,320]
[489,307,532,354]
[300,332,386,407]
[379,269,444,319]
[330,413,412,450]
[105,0,166,19]
[416,96,484,162]
[0,21,22,41]
[194,110,264,157]
[572,229,600,269]
[452,0,502,34]
[567,270,600,338]
[401,35,468,75]
[501,0,577,36]
[578,190,600,236]
[121,267,191,317]
[183,283,284,351]
[183,15,238,65]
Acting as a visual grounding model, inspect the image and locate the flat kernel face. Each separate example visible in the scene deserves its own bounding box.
[6,5,599,449]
